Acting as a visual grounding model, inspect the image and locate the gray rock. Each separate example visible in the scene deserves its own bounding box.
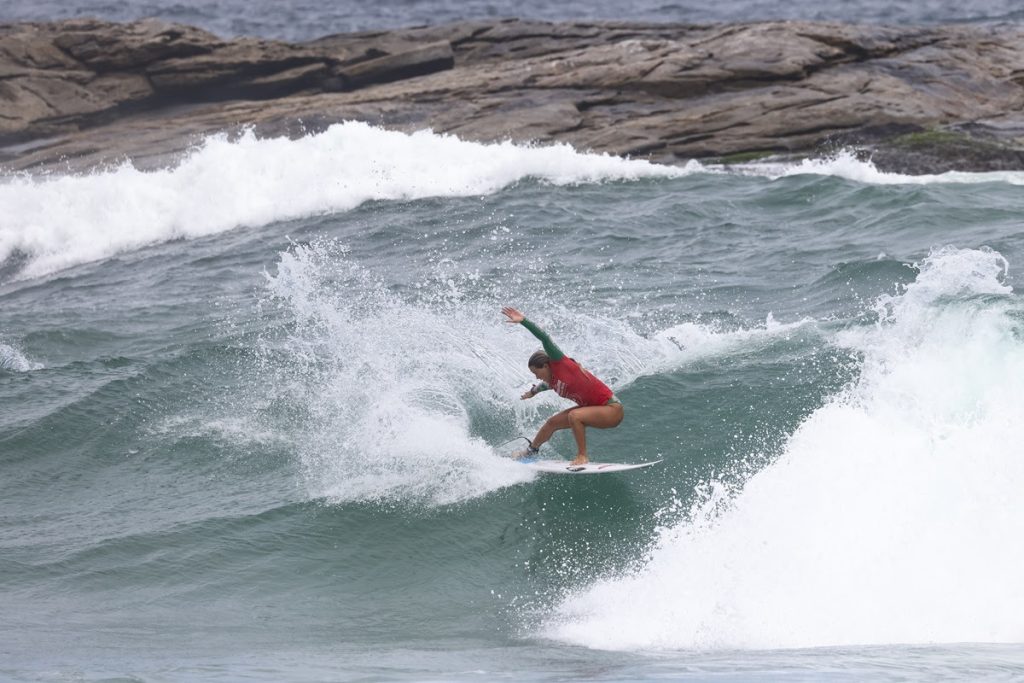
[2,18,1024,173]
[335,41,455,90]
[52,19,219,70]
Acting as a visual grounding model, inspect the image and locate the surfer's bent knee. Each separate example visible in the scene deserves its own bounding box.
[568,402,624,428]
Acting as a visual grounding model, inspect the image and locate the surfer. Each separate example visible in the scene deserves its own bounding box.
[501,307,623,466]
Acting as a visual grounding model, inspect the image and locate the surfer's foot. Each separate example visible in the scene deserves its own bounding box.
[513,444,540,459]
[570,455,589,466]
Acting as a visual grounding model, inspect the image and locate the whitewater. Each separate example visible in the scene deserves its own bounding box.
[3,122,1024,681]
[546,247,1024,650]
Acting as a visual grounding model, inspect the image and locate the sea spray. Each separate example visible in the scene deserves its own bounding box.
[257,239,533,505]
[254,239,813,506]
[543,246,1024,650]
[0,340,42,372]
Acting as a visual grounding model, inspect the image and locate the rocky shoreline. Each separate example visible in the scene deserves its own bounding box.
[2,17,1024,173]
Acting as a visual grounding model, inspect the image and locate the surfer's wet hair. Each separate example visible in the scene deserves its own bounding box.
[528,350,549,368]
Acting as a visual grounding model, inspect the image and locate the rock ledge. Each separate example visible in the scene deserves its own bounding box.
[2,18,1024,173]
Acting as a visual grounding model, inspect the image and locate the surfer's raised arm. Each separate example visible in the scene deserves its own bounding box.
[501,306,624,468]
[500,307,565,360]
[502,307,558,400]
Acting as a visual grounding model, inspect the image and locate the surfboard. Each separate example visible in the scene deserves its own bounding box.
[519,458,662,474]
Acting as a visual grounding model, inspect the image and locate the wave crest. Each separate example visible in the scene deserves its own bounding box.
[0,122,688,281]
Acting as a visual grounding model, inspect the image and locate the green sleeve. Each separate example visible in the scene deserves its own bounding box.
[520,318,565,361]
[533,382,551,393]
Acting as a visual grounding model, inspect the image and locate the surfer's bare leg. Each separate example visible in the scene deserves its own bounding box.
[566,404,624,465]
[529,408,575,451]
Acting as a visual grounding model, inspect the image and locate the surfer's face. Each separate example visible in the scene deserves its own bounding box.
[530,364,552,383]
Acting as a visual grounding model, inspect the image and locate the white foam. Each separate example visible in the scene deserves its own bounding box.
[645,313,812,372]
[0,341,42,372]
[0,122,691,280]
[543,247,1024,650]
[735,149,1024,185]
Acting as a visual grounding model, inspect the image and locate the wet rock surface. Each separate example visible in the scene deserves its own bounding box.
[2,18,1023,173]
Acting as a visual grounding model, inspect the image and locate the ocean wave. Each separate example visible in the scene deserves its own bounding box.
[543,246,1024,650]
[733,150,1024,185]
[0,122,691,281]
[0,341,42,372]
[254,239,806,506]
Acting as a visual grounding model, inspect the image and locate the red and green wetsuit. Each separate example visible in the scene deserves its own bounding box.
[521,318,618,407]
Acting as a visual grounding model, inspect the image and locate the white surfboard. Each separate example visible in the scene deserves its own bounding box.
[519,458,662,474]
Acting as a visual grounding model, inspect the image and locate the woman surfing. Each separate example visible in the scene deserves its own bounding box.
[502,307,624,466]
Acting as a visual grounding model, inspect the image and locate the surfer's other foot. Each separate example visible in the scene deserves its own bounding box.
[570,456,588,466]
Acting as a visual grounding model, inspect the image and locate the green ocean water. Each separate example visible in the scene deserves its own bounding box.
[2,125,1024,681]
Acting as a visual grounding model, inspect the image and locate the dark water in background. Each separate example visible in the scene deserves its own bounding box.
[2,0,1023,40]
[2,124,1024,681]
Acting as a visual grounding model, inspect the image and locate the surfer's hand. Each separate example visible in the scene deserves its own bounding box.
[501,307,525,324]
[520,388,534,400]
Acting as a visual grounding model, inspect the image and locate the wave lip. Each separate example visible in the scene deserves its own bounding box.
[733,150,1024,185]
[542,247,1024,651]
[0,341,42,372]
[0,122,690,281]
